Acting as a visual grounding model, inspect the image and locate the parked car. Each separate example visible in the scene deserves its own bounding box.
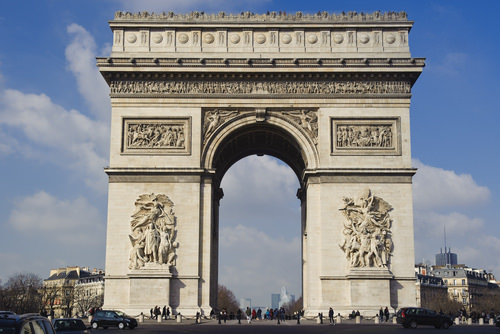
[0,313,56,334]
[90,310,137,330]
[52,318,90,334]
[396,307,453,329]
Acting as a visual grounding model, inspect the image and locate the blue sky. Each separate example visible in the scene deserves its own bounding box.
[0,0,499,307]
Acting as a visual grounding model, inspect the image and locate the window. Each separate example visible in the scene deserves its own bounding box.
[462,279,465,285]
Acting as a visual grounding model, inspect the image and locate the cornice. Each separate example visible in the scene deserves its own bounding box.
[112,11,411,24]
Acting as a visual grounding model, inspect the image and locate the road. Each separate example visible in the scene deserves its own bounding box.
[89,318,499,334]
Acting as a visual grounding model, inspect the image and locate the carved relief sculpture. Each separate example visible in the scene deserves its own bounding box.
[110,80,412,96]
[337,124,392,148]
[339,188,393,269]
[128,193,178,270]
[282,110,318,144]
[203,109,239,143]
[123,118,190,155]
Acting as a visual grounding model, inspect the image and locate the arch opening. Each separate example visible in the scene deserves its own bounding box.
[208,121,311,186]
[218,155,302,307]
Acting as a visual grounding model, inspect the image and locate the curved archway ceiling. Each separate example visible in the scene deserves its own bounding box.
[211,124,306,183]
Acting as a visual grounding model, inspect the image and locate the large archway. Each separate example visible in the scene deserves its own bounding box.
[98,10,424,317]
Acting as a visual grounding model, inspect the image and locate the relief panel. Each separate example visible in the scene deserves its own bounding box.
[122,118,191,155]
[331,117,400,155]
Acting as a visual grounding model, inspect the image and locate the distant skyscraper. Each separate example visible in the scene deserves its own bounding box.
[435,225,457,266]
[435,248,458,266]
[271,294,280,309]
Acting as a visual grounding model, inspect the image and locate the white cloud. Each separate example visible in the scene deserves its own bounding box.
[0,89,108,191]
[429,52,468,77]
[412,159,499,276]
[219,224,301,307]
[8,191,105,247]
[412,159,490,210]
[66,24,111,123]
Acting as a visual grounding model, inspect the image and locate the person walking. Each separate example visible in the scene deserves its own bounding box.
[384,307,390,322]
[329,307,334,325]
[246,307,252,324]
[237,309,242,324]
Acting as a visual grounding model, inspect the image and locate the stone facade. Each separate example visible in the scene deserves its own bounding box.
[98,10,424,317]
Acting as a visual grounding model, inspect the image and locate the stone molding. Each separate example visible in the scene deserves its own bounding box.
[109,11,412,56]
[114,11,409,22]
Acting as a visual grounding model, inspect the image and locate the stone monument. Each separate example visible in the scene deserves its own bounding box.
[97,10,424,316]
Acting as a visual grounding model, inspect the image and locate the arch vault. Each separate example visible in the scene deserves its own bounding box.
[98,10,424,317]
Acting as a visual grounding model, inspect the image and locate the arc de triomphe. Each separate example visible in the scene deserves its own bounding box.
[97,11,424,316]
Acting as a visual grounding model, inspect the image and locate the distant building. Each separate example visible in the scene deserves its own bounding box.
[415,264,448,308]
[431,264,499,311]
[435,248,458,266]
[239,298,251,310]
[271,294,280,309]
[43,266,104,317]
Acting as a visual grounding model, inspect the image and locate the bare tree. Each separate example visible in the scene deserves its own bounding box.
[73,285,104,317]
[39,285,61,315]
[0,273,43,314]
[282,296,303,317]
[217,284,240,313]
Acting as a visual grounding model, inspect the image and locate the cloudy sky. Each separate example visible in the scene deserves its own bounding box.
[0,0,499,308]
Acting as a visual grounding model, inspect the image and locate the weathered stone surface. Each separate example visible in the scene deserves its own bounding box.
[98,11,423,317]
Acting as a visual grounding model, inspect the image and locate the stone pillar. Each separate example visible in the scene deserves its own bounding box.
[138,314,144,323]
[375,316,379,324]
[467,318,472,325]
[355,315,361,324]
[479,318,484,325]
[177,314,182,323]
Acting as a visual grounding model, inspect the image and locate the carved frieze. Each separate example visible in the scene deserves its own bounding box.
[111,80,411,97]
[122,118,191,155]
[339,188,393,269]
[331,118,400,155]
[129,193,179,271]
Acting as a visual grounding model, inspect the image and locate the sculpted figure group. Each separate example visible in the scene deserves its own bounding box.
[339,188,393,268]
[111,80,412,96]
[129,194,178,270]
[127,123,185,149]
[337,125,393,148]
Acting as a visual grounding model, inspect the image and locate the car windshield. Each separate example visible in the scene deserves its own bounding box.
[114,311,127,317]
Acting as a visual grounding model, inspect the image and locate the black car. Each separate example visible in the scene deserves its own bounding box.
[396,307,453,329]
[0,312,56,334]
[91,310,137,330]
[53,318,90,334]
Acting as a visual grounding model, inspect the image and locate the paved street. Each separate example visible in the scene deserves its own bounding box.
[87,317,500,334]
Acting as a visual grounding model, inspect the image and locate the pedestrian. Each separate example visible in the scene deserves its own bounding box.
[297,310,301,325]
[162,306,166,320]
[166,307,170,320]
[237,309,242,324]
[379,307,383,322]
[329,307,334,325]
[150,308,153,319]
[384,307,389,322]
[246,307,251,324]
